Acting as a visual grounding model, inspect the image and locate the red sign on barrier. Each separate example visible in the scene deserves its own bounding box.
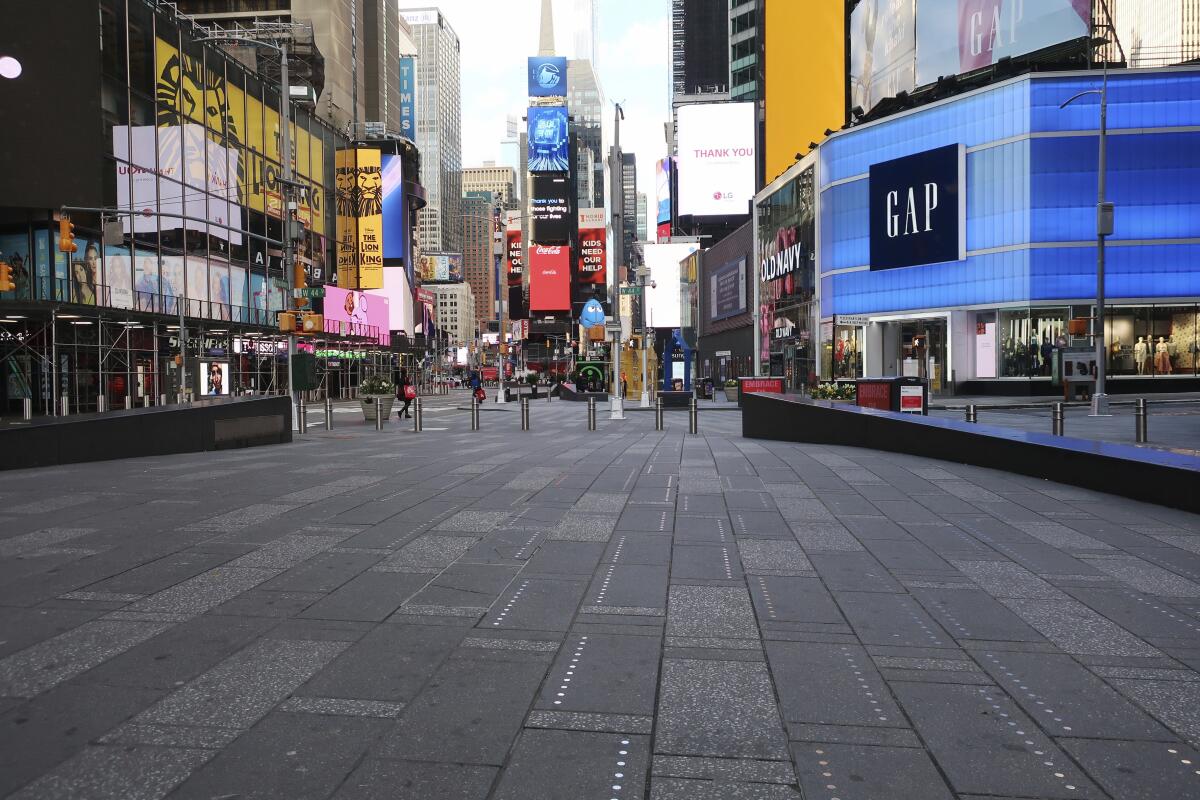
[856,381,892,411]
[740,378,784,394]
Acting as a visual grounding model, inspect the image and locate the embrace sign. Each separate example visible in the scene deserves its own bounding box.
[869,144,965,271]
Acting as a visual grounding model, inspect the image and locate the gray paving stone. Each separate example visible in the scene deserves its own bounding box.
[228,533,345,569]
[738,539,813,574]
[652,755,795,784]
[333,760,497,800]
[809,552,904,593]
[731,510,792,538]
[299,623,465,702]
[524,540,605,575]
[834,592,953,648]
[1001,597,1161,656]
[0,528,96,557]
[549,512,618,541]
[666,585,758,639]
[1109,679,1200,747]
[749,576,843,624]
[912,588,1048,642]
[618,507,673,533]
[672,544,742,580]
[673,515,733,543]
[303,571,430,622]
[656,659,789,759]
[526,710,654,733]
[794,742,954,800]
[136,638,349,730]
[650,778,801,799]
[766,641,907,728]
[186,502,299,531]
[7,745,211,800]
[536,632,660,715]
[492,728,650,800]
[482,576,588,631]
[1059,738,1200,800]
[0,619,173,698]
[124,566,279,618]
[1080,554,1200,597]
[372,535,478,573]
[374,650,549,764]
[586,563,669,609]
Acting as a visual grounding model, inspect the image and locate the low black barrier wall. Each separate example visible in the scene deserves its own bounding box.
[743,392,1200,514]
[0,396,292,471]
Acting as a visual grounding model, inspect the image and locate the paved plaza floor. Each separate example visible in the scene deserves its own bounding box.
[2,394,1200,798]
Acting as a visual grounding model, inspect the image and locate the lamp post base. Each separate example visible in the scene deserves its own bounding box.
[610,396,625,420]
[1090,392,1110,417]
[639,391,650,409]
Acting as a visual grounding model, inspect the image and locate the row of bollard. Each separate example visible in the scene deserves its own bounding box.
[963,398,1151,442]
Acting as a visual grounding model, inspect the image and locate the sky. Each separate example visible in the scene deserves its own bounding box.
[398,0,670,236]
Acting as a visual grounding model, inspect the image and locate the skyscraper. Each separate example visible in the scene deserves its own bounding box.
[460,192,495,335]
[621,152,638,269]
[573,0,599,68]
[672,0,730,98]
[1103,0,1200,67]
[499,115,522,198]
[568,60,605,209]
[402,8,463,254]
[729,0,761,102]
[636,192,648,245]
[463,165,518,210]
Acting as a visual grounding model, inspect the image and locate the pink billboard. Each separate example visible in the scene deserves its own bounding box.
[325,285,390,344]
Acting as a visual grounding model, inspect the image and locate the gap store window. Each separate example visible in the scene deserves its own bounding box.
[1106,306,1199,376]
[757,166,816,388]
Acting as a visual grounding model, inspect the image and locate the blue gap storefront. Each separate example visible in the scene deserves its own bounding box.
[816,67,1200,395]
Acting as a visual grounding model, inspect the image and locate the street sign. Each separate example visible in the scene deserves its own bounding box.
[294,287,325,299]
[619,286,642,295]
[605,321,622,333]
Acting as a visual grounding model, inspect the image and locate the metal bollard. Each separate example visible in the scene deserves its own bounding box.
[324,397,334,430]
[689,397,699,435]
[125,396,132,410]
[1135,398,1148,443]
[297,399,308,433]
[159,393,167,407]
[965,404,977,423]
[23,398,32,420]
[413,397,423,432]
[97,396,107,413]
[471,397,480,430]
[1052,402,1065,436]
[655,396,664,431]
[60,396,69,416]
[520,397,530,431]
[587,397,597,431]
[374,400,384,431]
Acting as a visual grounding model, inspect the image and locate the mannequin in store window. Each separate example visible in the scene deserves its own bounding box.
[1155,336,1173,374]
[1134,336,1149,375]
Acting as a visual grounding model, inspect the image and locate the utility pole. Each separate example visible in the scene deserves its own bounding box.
[609,103,625,418]
[493,203,507,403]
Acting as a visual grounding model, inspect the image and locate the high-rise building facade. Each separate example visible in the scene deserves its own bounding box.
[621,152,638,269]
[463,165,518,210]
[431,282,476,344]
[729,1,761,102]
[672,0,730,98]
[402,8,463,254]
[1102,0,1200,67]
[461,192,496,334]
[636,192,648,245]
[573,0,599,67]
[568,60,605,210]
[499,116,522,198]
[175,0,402,133]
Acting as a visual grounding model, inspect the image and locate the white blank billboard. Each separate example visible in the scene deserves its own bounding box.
[643,242,700,330]
[676,102,755,217]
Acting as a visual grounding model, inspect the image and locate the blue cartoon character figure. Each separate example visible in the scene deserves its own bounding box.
[579,298,606,329]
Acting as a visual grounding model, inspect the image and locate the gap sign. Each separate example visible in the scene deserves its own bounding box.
[869,144,965,271]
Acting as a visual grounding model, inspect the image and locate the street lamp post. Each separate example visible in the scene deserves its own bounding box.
[492,204,507,404]
[1060,6,1121,416]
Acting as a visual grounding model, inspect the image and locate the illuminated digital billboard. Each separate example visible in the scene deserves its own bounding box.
[528,106,571,173]
[675,103,755,218]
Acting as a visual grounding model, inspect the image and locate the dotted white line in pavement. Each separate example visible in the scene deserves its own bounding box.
[492,580,529,627]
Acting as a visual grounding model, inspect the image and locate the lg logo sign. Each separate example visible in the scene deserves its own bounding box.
[869,144,965,271]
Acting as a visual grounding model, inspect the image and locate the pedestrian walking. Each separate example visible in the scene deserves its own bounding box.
[396,369,415,419]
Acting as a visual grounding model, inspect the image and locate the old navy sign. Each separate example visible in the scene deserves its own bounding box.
[869,144,965,271]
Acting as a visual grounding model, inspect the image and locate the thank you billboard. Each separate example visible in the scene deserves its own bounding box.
[869,144,965,271]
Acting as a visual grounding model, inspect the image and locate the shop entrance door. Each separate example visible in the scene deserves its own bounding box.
[899,319,948,395]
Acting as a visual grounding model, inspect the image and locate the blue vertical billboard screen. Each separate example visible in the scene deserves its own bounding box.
[528,106,570,173]
[381,154,405,262]
[398,57,415,138]
[528,56,567,97]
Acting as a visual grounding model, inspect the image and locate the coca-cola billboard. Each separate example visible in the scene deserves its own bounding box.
[529,244,571,312]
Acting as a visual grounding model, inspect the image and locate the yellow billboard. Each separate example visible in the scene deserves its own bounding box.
[765,2,845,182]
[335,148,384,290]
[153,38,325,236]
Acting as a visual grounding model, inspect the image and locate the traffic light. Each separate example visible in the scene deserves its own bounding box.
[58,217,77,254]
[299,313,323,335]
[293,261,308,309]
[279,312,296,332]
[0,261,13,292]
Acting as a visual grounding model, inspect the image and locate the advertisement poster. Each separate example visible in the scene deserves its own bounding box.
[917,0,1091,85]
[528,56,567,97]
[418,253,463,282]
[576,208,606,286]
[154,38,325,235]
[710,258,747,321]
[230,265,248,322]
[325,285,390,343]
[528,106,570,173]
[0,232,32,300]
[529,245,571,312]
[209,257,231,319]
[68,239,100,306]
[186,257,208,315]
[102,245,135,309]
[134,250,159,309]
[675,103,756,217]
[381,153,405,261]
[335,147,384,290]
[976,319,998,378]
[417,286,436,335]
[530,175,572,244]
[113,124,242,244]
[849,0,917,112]
[505,213,523,288]
[250,273,268,319]
[200,361,229,396]
[161,255,185,308]
[642,242,700,329]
